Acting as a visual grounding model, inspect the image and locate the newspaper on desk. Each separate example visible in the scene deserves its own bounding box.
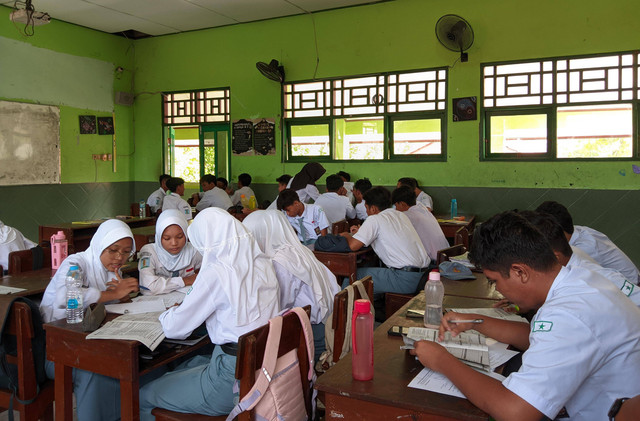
[86,311,165,351]
[0,286,27,295]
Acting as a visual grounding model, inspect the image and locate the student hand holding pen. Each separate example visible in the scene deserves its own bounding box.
[101,271,140,302]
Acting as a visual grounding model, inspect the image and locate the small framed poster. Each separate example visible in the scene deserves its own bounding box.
[97,117,114,135]
[79,115,96,134]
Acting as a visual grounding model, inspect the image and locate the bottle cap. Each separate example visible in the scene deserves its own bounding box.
[354,299,370,313]
[428,270,440,281]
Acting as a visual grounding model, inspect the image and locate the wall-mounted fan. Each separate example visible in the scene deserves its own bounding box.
[435,15,474,62]
[256,59,285,83]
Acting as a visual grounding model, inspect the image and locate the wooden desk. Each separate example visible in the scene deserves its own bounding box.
[442,272,503,301]
[45,319,211,421]
[0,268,55,297]
[316,294,495,420]
[313,248,374,284]
[39,217,155,253]
[437,215,476,244]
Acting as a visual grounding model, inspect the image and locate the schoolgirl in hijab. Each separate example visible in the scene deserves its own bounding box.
[244,209,339,361]
[289,162,326,203]
[139,207,281,419]
[0,219,36,274]
[39,219,140,421]
[138,209,202,295]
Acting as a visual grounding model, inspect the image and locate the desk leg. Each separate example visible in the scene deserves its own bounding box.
[54,363,74,421]
[120,378,140,421]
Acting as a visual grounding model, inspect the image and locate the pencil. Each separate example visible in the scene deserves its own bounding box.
[449,319,483,324]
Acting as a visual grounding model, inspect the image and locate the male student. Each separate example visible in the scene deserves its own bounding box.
[314,174,356,231]
[192,174,233,211]
[339,186,430,294]
[392,185,449,263]
[353,178,372,221]
[411,211,640,421]
[536,200,639,283]
[277,189,329,246]
[229,173,257,206]
[162,177,192,220]
[267,174,293,210]
[216,177,232,194]
[147,174,170,214]
[398,177,433,211]
[337,170,354,204]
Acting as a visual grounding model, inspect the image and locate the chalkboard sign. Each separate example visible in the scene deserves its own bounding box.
[232,119,254,155]
[253,119,276,155]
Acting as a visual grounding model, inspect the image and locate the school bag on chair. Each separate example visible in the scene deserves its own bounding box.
[226,307,315,421]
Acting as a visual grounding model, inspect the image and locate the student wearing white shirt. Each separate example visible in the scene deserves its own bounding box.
[536,200,639,283]
[228,173,257,206]
[192,174,233,212]
[337,170,355,204]
[289,162,325,203]
[314,174,356,231]
[138,210,202,295]
[392,186,449,262]
[139,208,280,419]
[398,177,433,211]
[162,177,193,220]
[277,189,329,246]
[0,220,37,274]
[412,211,640,421]
[266,174,292,211]
[146,174,170,214]
[340,187,430,295]
[353,178,372,221]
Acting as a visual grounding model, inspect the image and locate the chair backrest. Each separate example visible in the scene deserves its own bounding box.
[454,226,470,248]
[7,246,52,275]
[331,275,373,363]
[331,220,350,234]
[436,244,467,266]
[2,301,39,401]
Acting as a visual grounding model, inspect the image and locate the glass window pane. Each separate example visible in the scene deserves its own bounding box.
[290,124,330,157]
[557,104,633,158]
[334,117,383,160]
[393,119,441,155]
[203,132,215,175]
[489,114,547,154]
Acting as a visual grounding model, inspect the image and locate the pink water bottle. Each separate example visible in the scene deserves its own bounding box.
[50,231,68,269]
[351,299,374,381]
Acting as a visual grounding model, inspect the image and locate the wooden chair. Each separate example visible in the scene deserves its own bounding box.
[436,244,467,265]
[130,202,152,217]
[331,219,350,234]
[7,247,51,275]
[454,226,470,249]
[0,301,54,421]
[152,306,313,421]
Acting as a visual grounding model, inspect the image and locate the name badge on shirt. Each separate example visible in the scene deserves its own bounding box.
[621,280,635,296]
[314,227,321,235]
[532,321,553,332]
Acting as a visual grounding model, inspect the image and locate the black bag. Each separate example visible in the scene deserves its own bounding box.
[314,234,351,252]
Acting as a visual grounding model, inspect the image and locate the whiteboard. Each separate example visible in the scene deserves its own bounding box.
[0,101,60,185]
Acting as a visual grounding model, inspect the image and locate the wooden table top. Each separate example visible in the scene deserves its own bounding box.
[0,267,55,297]
[441,272,504,301]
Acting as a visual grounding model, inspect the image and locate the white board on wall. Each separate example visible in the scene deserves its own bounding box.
[0,101,60,185]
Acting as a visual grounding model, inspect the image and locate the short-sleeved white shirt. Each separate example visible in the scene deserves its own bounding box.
[569,225,639,283]
[195,187,233,211]
[502,265,640,419]
[353,208,430,269]
[229,186,257,206]
[146,187,166,213]
[138,244,203,295]
[355,200,367,220]
[403,205,450,261]
[285,203,329,243]
[416,191,433,210]
[314,192,356,229]
[162,193,192,220]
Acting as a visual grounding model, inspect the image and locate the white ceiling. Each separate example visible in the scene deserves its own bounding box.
[3,0,387,37]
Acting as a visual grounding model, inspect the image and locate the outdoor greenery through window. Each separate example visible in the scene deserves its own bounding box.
[482,52,638,159]
[284,68,447,161]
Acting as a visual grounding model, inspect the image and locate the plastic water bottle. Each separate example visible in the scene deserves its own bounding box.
[248,195,257,210]
[450,198,458,219]
[65,265,84,324]
[139,200,146,218]
[50,230,68,270]
[424,270,444,328]
[351,299,374,381]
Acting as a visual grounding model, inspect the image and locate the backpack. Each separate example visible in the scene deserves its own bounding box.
[313,234,351,253]
[226,307,315,421]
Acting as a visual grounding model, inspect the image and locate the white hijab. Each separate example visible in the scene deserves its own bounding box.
[243,210,337,322]
[187,207,279,326]
[0,220,17,244]
[154,209,199,272]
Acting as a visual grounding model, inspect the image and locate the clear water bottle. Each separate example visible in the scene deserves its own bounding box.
[65,265,84,324]
[351,299,374,381]
[424,270,444,328]
[139,200,146,218]
[450,199,458,219]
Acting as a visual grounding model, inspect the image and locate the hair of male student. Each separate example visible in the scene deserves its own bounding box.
[166,177,185,193]
[519,210,573,258]
[336,171,350,181]
[354,178,372,193]
[200,174,216,185]
[397,177,417,190]
[326,174,344,192]
[238,173,252,187]
[363,186,392,211]
[468,211,558,277]
[217,177,228,188]
[391,185,417,207]
[535,201,575,234]
[276,189,300,211]
[276,174,292,185]
[159,174,170,185]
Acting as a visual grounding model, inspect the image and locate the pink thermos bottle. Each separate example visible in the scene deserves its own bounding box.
[50,231,68,269]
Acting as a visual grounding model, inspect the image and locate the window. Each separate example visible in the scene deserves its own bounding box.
[482,52,638,160]
[284,69,447,161]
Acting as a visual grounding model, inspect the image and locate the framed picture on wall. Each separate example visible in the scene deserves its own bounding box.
[79,115,96,134]
[97,116,114,135]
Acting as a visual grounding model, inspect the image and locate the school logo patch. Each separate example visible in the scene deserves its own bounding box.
[532,321,553,332]
[621,280,634,297]
[186,286,194,295]
[184,208,190,215]
[140,256,150,269]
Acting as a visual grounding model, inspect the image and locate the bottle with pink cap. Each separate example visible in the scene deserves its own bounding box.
[351,299,374,381]
[424,270,444,327]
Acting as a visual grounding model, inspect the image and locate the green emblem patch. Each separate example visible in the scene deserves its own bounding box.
[532,321,553,332]
[621,281,634,297]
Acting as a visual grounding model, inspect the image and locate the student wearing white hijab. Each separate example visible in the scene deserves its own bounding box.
[244,210,339,360]
[39,219,140,421]
[138,209,202,295]
[0,220,37,273]
[139,208,281,419]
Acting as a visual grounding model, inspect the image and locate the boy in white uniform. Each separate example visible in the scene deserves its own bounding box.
[536,200,639,283]
[192,174,233,212]
[411,211,640,421]
[337,171,355,204]
[353,178,372,221]
[228,173,257,206]
[146,174,170,214]
[398,177,433,211]
[314,174,356,231]
[340,187,430,294]
[0,220,37,273]
[277,189,329,246]
[392,186,449,263]
[266,174,292,211]
[162,177,192,220]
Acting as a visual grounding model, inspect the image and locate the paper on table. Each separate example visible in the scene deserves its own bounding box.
[134,291,185,308]
[406,327,490,371]
[0,286,27,294]
[408,367,505,398]
[86,315,165,351]
[105,299,166,314]
[448,307,529,323]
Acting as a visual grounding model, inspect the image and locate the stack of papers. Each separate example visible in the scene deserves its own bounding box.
[86,311,165,351]
[448,251,475,269]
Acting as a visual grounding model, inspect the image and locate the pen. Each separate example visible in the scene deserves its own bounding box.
[139,285,150,291]
[449,319,484,324]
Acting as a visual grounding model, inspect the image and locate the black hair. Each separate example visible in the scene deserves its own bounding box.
[200,174,216,185]
[362,186,392,211]
[325,174,344,192]
[238,173,252,187]
[217,177,228,189]
[276,189,300,211]
[535,201,574,235]
[159,174,170,185]
[166,177,185,193]
[469,211,558,277]
[391,185,416,207]
[276,174,292,185]
[336,171,351,182]
[519,210,573,258]
[398,177,417,190]
[354,178,372,193]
